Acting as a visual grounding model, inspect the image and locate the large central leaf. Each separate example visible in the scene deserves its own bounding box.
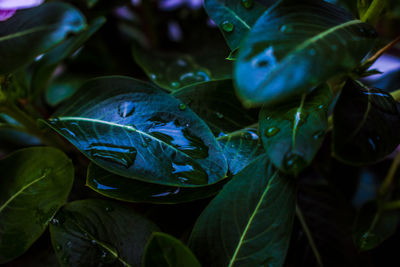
[234,0,377,106]
[44,76,228,187]
[189,155,296,266]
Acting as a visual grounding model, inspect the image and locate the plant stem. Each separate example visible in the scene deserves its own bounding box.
[364,36,400,67]
[383,200,400,210]
[361,0,387,24]
[296,205,324,267]
[378,150,400,197]
[0,102,69,151]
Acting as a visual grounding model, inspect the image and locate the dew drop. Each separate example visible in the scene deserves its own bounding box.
[117,102,135,118]
[283,152,306,172]
[171,81,180,88]
[91,240,96,245]
[86,143,137,168]
[279,24,292,34]
[241,0,253,9]
[264,127,280,137]
[149,73,156,80]
[221,21,234,32]
[178,103,187,111]
[313,130,325,140]
[318,104,324,109]
[100,250,118,264]
[216,112,224,119]
[105,206,113,212]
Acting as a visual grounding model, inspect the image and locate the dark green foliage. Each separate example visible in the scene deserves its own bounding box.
[1,0,400,266]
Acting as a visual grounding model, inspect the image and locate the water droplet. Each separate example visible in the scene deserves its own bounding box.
[309,48,316,56]
[105,206,113,212]
[100,248,118,264]
[179,70,210,84]
[86,143,137,168]
[360,232,378,250]
[171,160,208,185]
[66,241,72,248]
[318,104,324,109]
[51,117,60,123]
[50,217,64,226]
[313,130,325,140]
[266,116,271,120]
[243,129,258,140]
[117,102,135,118]
[283,152,306,172]
[141,142,148,148]
[279,24,293,34]
[221,21,234,32]
[241,0,253,9]
[185,123,190,127]
[91,240,96,245]
[149,73,156,80]
[171,81,180,88]
[178,103,187,111]
[264,127,280,137]
[56,245,62,251]
[216,112,224,119]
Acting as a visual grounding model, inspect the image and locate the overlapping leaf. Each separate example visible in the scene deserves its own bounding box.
[133,44,232,91]
[333,79,400,164]
[204,0,275,51]
[217,127,264,175]
[189,155,295,266]
[259,84,332,174]
[234,0,377,106]
[49,199,159,267]
[0,147,74,263]
[86,163,226,204]
[0,2,86,74]
[143,232,201,267]
[172,79,258,136]
[43,76,228,187]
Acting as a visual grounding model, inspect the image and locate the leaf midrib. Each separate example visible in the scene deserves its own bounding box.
[256,19,363,91]
[212,1,250,29]
[0,25,60,42]
[55,117,196,162]
[0,173,47,213]
[228,171,278,267]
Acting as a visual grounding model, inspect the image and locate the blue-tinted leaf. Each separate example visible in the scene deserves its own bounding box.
[259,84,332,174]
[235,0,377,106]
[43,76,228,187]
[0,3,86,74]
[189,155,295,266]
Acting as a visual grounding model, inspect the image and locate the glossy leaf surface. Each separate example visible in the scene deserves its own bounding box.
[86,163,226,204]
[353,201,399,251]
[173,79,258,135]
[0,147,74,263]
[333,80,400,164]
[234,0,377,106]
[189,155,295,266]
[49,199,159,267]
[31,17,106,95]
[259,84,332,174]
[133,45,232,91]
[0,2,86,74]
[143,232,201,267]
[44,76,228,186]
[204,0,275,51]
[217,127,264,175]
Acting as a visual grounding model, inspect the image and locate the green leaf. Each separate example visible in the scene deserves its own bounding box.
[49,199,159,267]
[42,76,228,187]
[0,2,86,74]
[31,17,106,97]
[217,127,264,175]
[132,44,232,91]
[234,0,377,107]
[204,0,275,51]
[143,232,201,267]
[189,155,296,267]
[259,84,332,174]
[172,79,258,136]
[0,147,74,264]
[45,74,88,106]
[332,79,400,165]
[86,163,227,204]
[353,201,399,251]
